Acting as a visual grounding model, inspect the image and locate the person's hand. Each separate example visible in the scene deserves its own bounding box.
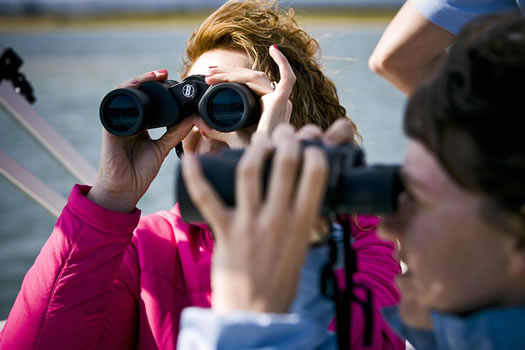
[88,69,197,213]
[296,118,357,242]
[181,124,329,313]
[193,44,294,150]
[257,45,295,135]
[296,117,356,146]
[181,118,355,314]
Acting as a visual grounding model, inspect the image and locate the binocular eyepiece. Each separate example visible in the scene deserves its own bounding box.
[176,142,404,223]
[99,74,261,136]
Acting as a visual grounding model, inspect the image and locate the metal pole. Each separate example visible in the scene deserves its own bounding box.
[0,150,66,217]
[0,80,97,185]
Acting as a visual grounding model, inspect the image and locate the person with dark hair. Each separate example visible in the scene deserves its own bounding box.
[178,12,525,349]
[379,13,525,348]
[368,0,524,95]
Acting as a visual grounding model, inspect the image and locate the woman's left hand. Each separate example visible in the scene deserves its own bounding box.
[205,44,295,139]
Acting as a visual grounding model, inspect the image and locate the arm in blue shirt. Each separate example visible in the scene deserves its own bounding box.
[177,244,337,350]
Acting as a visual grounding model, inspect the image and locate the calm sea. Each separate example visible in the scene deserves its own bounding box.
[0,21,406,318]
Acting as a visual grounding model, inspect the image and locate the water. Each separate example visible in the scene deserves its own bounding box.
[0,22,407,319]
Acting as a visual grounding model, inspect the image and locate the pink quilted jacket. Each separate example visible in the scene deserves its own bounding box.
[0,185,403,349]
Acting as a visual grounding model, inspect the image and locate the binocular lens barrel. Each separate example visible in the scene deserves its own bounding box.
[100,87,152,137]
[208,88,245,128]
[104,94,141,133]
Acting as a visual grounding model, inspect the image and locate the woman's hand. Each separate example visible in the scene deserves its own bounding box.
[199,45,295,149]
[257,45,295,135]
[88,69,196,213]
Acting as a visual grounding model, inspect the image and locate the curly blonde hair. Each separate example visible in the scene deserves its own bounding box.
[180,0,359,142]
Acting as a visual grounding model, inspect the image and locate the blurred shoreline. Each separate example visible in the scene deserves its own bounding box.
[0,9,395,32]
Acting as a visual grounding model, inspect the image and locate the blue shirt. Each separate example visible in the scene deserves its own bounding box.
[413,0,525,34]
[178,244,338,349]
[383,305,525,350]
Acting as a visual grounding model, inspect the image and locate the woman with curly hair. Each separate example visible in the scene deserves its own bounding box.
[0,1,402,349]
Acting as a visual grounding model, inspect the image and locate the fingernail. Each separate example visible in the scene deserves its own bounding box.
[208,66,217,68]
[272,44,279,51]
[156,69,168,74]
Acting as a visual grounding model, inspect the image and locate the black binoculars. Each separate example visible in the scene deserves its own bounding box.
[176,142,404,223]
[99,75,261,137]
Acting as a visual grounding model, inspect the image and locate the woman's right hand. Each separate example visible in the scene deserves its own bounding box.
[87,69,196,213]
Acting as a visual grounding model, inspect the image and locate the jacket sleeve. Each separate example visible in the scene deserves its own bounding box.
[177,245,338,350]
[333,215,404,350]
[0,185,141,350]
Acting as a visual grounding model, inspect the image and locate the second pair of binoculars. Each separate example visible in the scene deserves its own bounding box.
[176,142,404,223]
[99,74,261,137]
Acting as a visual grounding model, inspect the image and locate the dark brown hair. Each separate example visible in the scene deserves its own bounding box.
[404,12,525,236]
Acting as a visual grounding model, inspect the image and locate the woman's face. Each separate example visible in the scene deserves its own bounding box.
[182,48,253,154]
[380,140,521,329]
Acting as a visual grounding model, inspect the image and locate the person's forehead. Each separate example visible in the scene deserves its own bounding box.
[188,48,251,75]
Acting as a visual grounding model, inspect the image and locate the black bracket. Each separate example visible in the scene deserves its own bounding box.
[0,46,36,104]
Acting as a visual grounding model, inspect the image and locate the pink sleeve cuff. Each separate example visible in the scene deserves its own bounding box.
[66,184,141,234]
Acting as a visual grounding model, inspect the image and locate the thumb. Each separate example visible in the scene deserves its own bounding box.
[155,118,195,158]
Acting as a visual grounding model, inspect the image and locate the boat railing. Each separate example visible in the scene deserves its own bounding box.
[0,45,97,329]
